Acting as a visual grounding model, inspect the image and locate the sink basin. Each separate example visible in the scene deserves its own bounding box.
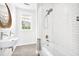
[0,37,18,48]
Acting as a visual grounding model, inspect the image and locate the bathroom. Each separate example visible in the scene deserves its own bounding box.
[0,3,79,56]
[0,3,37,56]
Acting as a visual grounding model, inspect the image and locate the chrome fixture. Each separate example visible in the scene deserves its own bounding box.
[24,3,30,5]
[10,31,14,37]
[0,32,8,40]
[45,34,48,39]
[76,16,79,21]
[46,8,53,16]
[37,38,41,56]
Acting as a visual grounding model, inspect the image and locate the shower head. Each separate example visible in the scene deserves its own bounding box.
[46,8,53,16]
[24,3,30,5]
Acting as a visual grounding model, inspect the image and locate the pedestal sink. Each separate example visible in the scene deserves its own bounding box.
[0,37,18,48]
[0,37,18,56]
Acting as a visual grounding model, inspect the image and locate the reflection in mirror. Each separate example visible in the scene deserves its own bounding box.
[0,3,12,28]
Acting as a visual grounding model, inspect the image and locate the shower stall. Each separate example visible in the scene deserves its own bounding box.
[37,3,79,56]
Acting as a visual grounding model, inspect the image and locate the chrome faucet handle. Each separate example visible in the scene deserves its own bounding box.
[3,34,8,36]
[2,32,8,36]
[10,31,14,34]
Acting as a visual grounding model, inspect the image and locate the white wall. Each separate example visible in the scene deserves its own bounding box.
[51,3,79,56]
[15,4,37,46]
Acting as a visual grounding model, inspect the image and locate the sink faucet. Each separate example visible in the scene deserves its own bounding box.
[10,31,14,37]
[0,32,8,40]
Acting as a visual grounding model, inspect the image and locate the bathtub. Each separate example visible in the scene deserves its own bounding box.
[37,38,54,56]
[40,43,54,56]
[39,45,54,56]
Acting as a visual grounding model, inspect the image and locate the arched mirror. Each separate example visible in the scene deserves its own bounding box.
[0,3,12,28]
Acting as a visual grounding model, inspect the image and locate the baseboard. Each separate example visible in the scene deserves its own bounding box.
[16,42,36,46]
